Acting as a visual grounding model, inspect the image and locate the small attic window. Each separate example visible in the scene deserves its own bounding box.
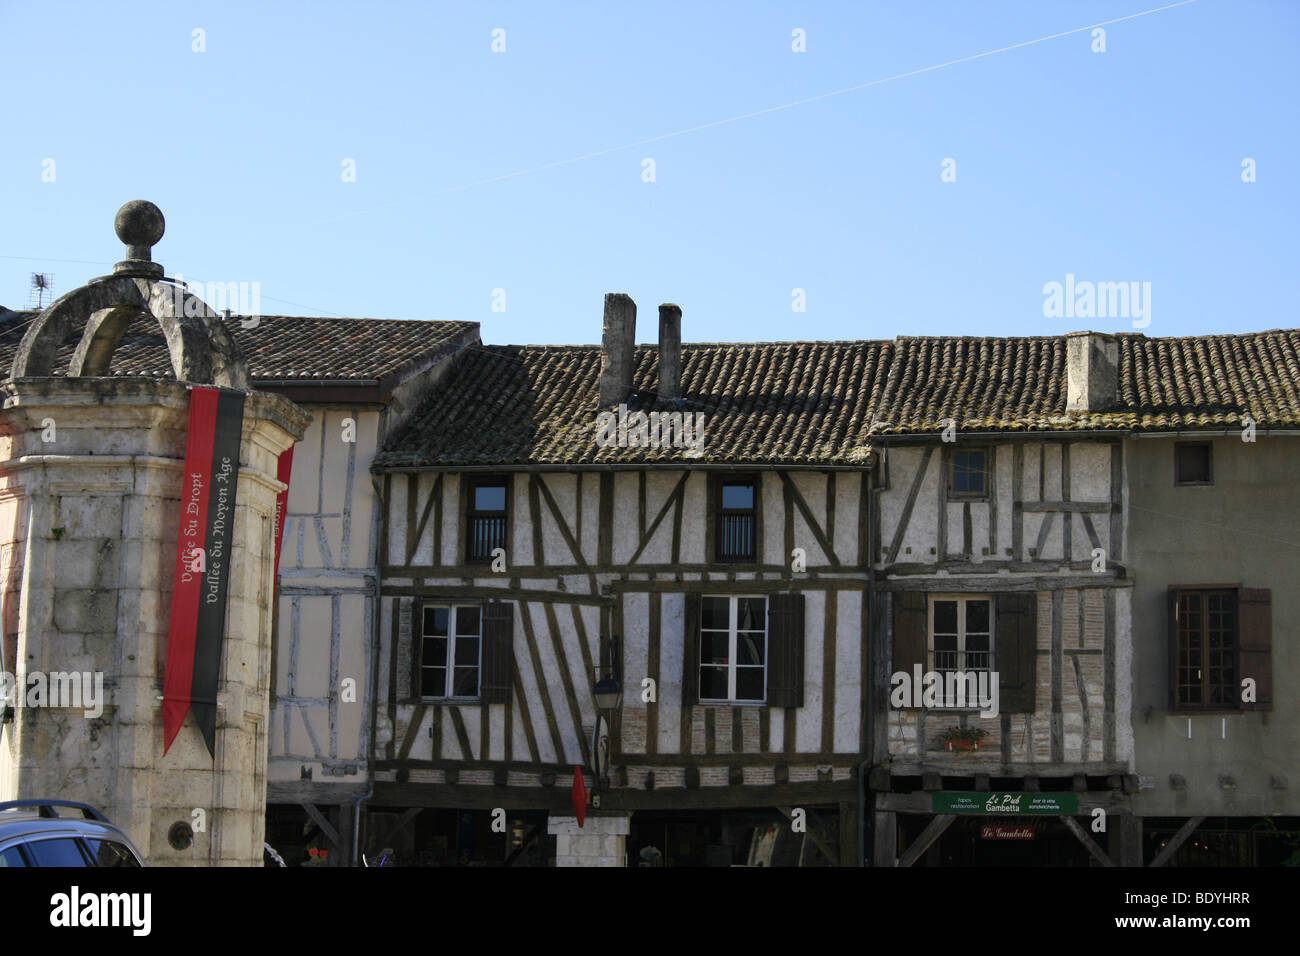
[950,448,988,497]
[1175,443,1212,486]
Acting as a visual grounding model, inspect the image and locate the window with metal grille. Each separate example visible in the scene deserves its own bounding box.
[715,478,757,562]
[466,480,507,563]
[929,595,994,706]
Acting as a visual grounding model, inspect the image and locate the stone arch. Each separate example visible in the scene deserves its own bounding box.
[10,276,249,388]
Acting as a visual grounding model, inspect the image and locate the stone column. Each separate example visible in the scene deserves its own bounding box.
[0,378,307,866]
[547,814,631,866]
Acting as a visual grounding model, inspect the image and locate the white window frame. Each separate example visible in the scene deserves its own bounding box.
[699,594,768,704]
[419,603,483,700]
[928,594,995,708]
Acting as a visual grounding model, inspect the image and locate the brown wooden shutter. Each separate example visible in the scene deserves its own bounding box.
[891,591,927,710]
[409,599,424,701]
[682,592,700,706]
[996,591,1037,714]
[767,593,805,708]
[1238,588,1272,711]
[480,601,514,704]
[1167,588,1182,711]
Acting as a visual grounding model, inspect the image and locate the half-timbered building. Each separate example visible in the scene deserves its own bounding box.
[365,306,1300,867]
[865,330,1298,867]
[369,295,878,866]
[866,332,1139,866]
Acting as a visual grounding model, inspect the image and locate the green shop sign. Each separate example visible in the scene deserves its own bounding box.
[932,792,1079,814]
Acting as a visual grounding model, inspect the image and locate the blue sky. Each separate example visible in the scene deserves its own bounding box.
[2,1,1295,345]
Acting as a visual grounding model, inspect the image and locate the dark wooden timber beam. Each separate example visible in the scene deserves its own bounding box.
[1061,815,1114,867]
[896,814,956,868]
[1148,815,1205,868]
[299,802,340,849]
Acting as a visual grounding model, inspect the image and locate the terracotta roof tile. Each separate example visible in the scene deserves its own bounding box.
[377,330,1300,467]
[0,311,479,383]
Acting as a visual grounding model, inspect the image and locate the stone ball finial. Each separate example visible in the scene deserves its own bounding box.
[115,200,165,250]
[112,200,165,277]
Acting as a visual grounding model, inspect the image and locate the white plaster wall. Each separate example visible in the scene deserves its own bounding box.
[679,472,706,564]
[407,474,435,565]
[795,590,825,752]
[658,592,684,753]
[834,590,862,753]
[439,473,460,566]
[511,474,532,568]
[513,606,557,763]
[901,449,940,560]
[611,474,639,564]
[1071,443,1111,501]
[1023,442,1042,502]
[1043,443,1063,500]
[620,592,650,754]
[790,472,826,564]
[833,474,860,564]
[761,472,783,563]
[579,474,601,563]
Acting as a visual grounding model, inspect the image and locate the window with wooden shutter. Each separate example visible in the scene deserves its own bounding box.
[926,596,993,707]
[480,601,515,704]
[683,592,700,706]
[995,592,1037,713]
[697,595,769,703]
[1238,589,1272,711]
[767,593,804,708]
[1170,586,1271,712]
[411,600,512,701]
[891,591,927,709]
[1166,588,1181,711]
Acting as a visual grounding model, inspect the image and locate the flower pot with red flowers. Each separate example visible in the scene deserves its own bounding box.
[939,727,988,752]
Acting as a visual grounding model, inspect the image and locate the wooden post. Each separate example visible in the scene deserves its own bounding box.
[336,802,355,868]
[838,801,859,867]
[872,809,897,867]
[1119,813,1143,867]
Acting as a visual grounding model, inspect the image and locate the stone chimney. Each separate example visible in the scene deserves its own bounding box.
[1065,331,1119,412]
[598,293,636,407]
[657,303,682,403]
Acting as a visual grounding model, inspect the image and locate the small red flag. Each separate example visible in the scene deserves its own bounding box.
[272,445,294,581]
[571,767,588,827]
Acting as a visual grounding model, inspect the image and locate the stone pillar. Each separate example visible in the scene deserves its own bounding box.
[547,814,630,866]
[0,378,307,865]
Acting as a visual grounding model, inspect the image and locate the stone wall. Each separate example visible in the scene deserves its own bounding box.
[0,377,306,865]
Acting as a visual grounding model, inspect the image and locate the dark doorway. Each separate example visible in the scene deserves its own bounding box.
[362,808,555,866]
[630,808,839,867]
[901,815,1096,866]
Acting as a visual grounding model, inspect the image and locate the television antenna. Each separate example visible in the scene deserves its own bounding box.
[28,273,54,309]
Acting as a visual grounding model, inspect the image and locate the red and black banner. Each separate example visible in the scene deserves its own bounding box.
[272,446,294,582]
[163,387,245,757]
